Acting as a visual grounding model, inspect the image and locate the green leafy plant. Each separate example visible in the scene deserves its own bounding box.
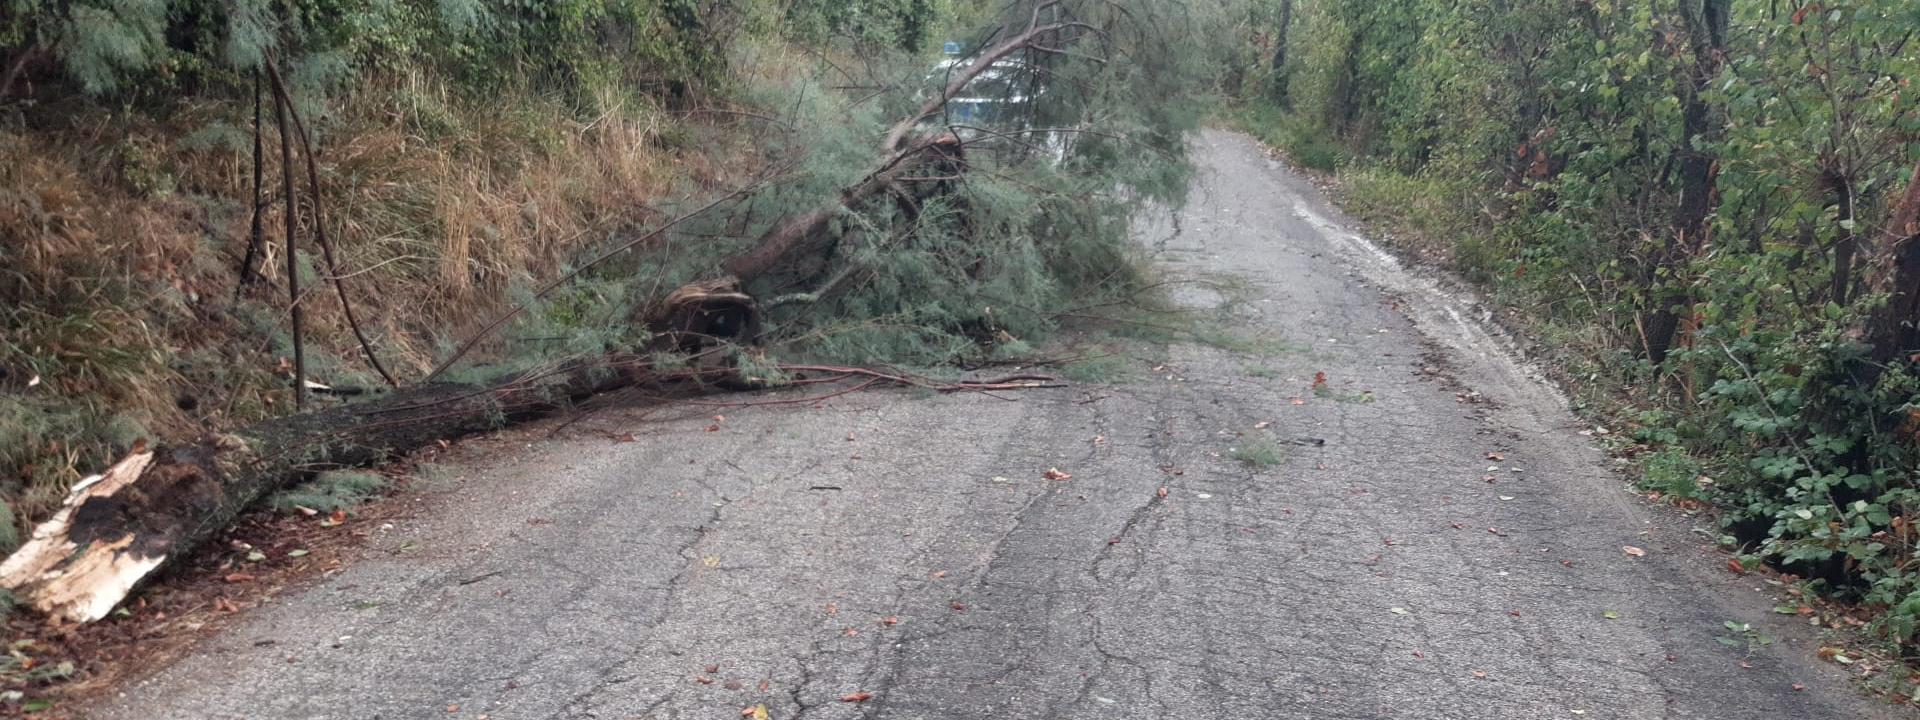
[1232,439,1284,468]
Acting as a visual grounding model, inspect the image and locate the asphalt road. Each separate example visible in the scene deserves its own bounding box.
[95,130,1900,719]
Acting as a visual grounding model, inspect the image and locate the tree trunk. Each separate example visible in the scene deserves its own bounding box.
[1268,0,1294,107]
[1831,184,1858,305]
[0,356,707,623]
[1863,160,1920,366]
[2,5,1089,625]
[1640,0,1728,366]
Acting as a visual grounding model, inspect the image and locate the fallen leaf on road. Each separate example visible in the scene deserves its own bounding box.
[1623,546,1647,557]
[1727,558,1746,574]
[245,550,266,562]
[1044,467,1073,481]
[826,603,838,615]
[1411,650,1425,658]
[1289,397,1306,405]
[706,664,720,674]
[1254,421,1272,429]
[613,433,636,444]
[743,704,770,719]
[1498,495,1515,501]
[1602,610,1620,619]
[1508,610,1522,617]
[223,573,255,584]
[724,680,743,690]
[1791,683,1805,691]
[950,602,966,611]
[1486,452,1505,461]
[839,692,874,703]
[932,571,948,578]
[287,549,309,558]
[1390,607,1409,615]
[1471,670,1487,679]
[843,628,859,637]
[1157,487,1169,498]
[1449,522,1465,529]
[446,705,459,713]
[695,677,714,685]
[1313,371,1328,390]
[879,616,899,626]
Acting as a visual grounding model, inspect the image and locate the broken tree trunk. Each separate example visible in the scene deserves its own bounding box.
[721,5,1085,288]
[0,356,712,623]
[719,133,963,284]
[3,6,1099,625]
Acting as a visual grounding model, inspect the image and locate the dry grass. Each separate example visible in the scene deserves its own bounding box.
[0,71,745,545]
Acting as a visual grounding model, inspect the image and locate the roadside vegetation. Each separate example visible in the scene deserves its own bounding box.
[1216,0,1920,675]
[0,0,1205,556]
[0,0,1218,706]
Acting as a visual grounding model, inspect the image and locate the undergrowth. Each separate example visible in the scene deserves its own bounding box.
[1231,439,1284,468]
[268,470,388,515]
[1242,105,1920,688]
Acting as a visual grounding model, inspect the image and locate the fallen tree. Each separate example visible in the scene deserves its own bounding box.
[1,0,1190,624]
[0,358,1060,623]
[0,355,696,622]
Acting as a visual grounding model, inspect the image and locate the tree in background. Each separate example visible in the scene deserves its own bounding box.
[1226,0,1920,654]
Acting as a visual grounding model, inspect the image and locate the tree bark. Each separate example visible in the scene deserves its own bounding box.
[1,4,1089,626]
[0,356,707,623]
[722,134,960,283]
[1863,160,1920,366]
[1640,0,1729,366]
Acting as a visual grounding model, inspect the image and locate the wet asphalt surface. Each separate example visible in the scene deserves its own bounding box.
[93,130,1903,719]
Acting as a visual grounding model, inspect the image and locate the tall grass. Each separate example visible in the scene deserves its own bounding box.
[0,71,728,550]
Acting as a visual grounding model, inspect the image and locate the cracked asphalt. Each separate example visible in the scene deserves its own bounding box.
[93,130,1902,719]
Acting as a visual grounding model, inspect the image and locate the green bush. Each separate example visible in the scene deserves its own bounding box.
[1225,0,1920,654]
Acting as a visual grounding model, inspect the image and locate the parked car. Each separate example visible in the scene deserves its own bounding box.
[922,45,1073,165]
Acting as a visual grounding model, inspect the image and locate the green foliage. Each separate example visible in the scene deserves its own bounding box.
[3,0,740,101]
[1224,0,1920,649]
[1642,447,1706,501]
[268,470,388,514]
[1058,355,1134,384]
[1231,438,1283,467]
[1233,99,1342,171]
[782,0,942,51]
[743,0,1206,367]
